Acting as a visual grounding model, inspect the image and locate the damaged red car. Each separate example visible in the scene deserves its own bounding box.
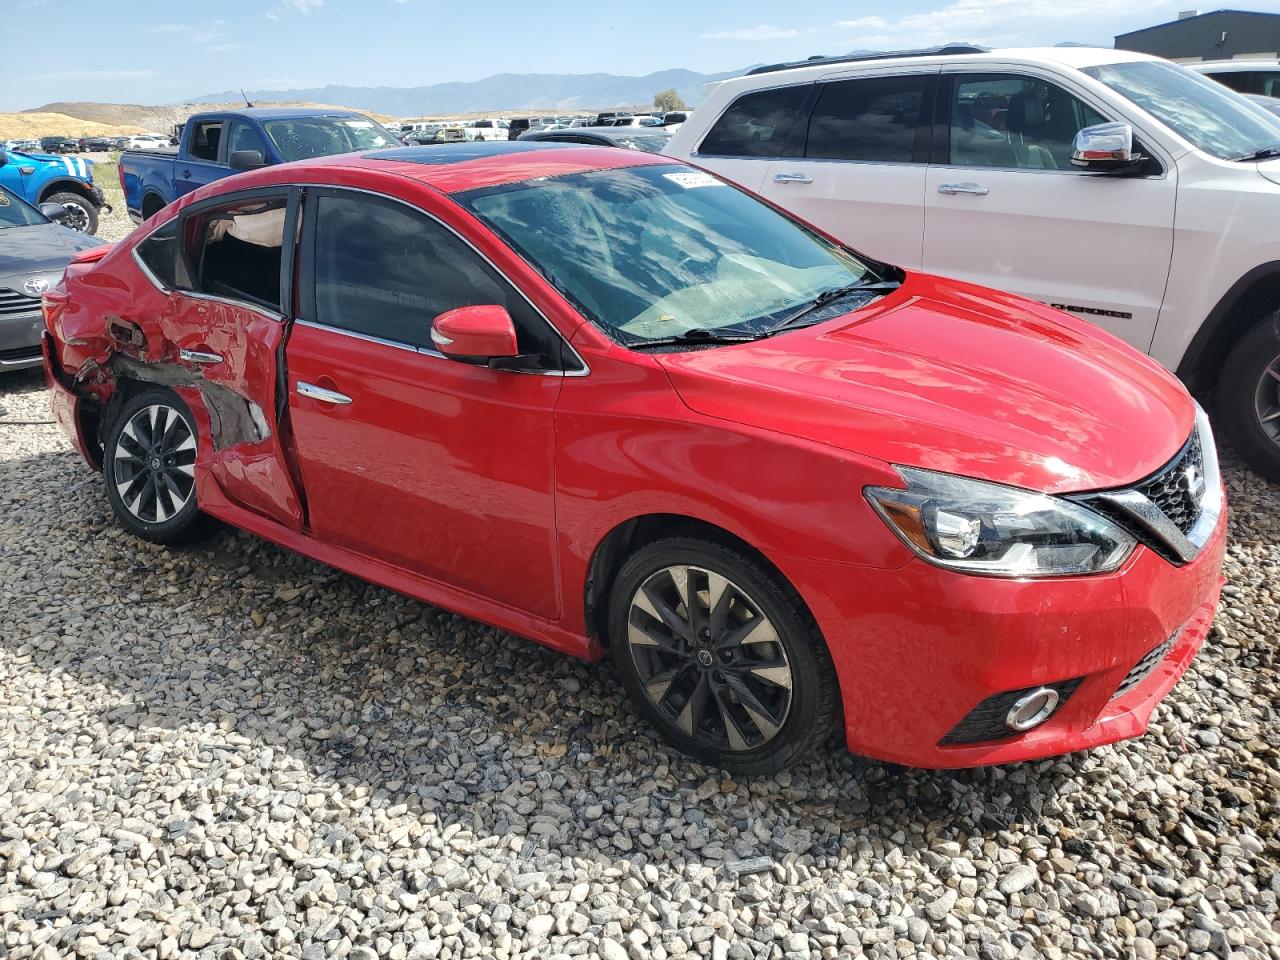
[43,143,1226,773]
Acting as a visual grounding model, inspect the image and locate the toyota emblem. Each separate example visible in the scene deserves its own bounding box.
[23,277,49,297]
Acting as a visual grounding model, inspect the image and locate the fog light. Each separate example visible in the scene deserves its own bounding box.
[1005,687,1060,732]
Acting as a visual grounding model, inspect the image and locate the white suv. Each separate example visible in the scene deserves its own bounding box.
[665,46,1280,481]
[1189,59,1280,98]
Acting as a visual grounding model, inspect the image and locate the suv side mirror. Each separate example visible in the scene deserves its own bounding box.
[1071,122,1144,173]
[229,149,266,171]
[40,202,70,222]
[431,305,519,364]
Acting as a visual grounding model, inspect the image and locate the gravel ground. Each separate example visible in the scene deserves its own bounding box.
[1,369,1278,960]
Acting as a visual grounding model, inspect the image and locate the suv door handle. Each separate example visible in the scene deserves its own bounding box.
[773,172,813,184]
[938,182,989,196]
[297,381,352,405]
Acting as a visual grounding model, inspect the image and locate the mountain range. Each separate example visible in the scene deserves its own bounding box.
[189,66,757,117]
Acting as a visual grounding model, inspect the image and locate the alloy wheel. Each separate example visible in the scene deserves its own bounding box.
[1255,353,1280,449]
[60,200,90,232]
[112,404,197,524]
[626,564,793,752]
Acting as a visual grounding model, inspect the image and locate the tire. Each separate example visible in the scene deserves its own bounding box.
[141,195,166,221]
[44,191,99,235]
[608,537,839,775]
[102,388,209,544]
[1215,310,1280,483]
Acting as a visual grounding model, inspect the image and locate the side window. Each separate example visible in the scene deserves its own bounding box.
[1211,71,1251,93]
[189,121,224,163]
[135,219,181,290]
[698,84,810,158]
[948,74,1107,170]
[804,74,929,162]
[310,193,563,365]
[227,121,269,158]
[186,197,287,311]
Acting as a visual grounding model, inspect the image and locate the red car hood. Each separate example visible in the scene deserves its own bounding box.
[657,277,1195,495]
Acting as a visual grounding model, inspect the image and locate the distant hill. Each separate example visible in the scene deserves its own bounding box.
[15,101,396,139]
[190,66,754,118]
[0,111,147,140]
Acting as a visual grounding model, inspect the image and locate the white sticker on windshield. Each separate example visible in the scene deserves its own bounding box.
[663,171,722,189]
[343,121,374,128]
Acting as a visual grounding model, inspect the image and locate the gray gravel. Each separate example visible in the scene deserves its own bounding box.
[2,369,1278,960]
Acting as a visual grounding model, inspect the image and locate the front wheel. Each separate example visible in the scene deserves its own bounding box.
[608,538,839,775]
[1216,311,1280,483]
[102,389,209,544]
[44,191,99,235]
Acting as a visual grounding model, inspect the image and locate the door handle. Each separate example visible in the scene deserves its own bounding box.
[937,182,989,196]
[297,381,352,405]
[179,348,222,365]
[773,172,813,184]
[182,169,191,178]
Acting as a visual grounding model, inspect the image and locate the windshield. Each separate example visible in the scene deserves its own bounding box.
[0,186,47,228]
[1083,60,1280,160]
[457,164,874,344]
[263,116,399,161]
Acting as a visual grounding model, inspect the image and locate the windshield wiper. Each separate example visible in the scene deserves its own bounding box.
[766,280,901,334]
[1233,145,1280,162]
[628,327,764,350]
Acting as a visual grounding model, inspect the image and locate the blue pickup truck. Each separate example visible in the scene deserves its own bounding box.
[120,107,402,222]
[0,147,109,234]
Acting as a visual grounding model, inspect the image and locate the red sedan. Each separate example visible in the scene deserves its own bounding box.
[42,143,1226,773]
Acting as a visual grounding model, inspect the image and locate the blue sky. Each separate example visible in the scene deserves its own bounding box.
[7,0,1280,111]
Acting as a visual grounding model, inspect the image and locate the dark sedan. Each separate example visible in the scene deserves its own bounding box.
[516,125,672,153]
[0,186,104,371]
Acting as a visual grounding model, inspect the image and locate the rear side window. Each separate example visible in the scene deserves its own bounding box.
[309,192,563,365]
[804,75,929,162]
[189,121,224,162]
[187,197,287,311]
[135,220,180,289]
[699,84,810,158]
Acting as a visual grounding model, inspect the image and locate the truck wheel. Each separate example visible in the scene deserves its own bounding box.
[45,191,99,235]
[1216,310,1280,483]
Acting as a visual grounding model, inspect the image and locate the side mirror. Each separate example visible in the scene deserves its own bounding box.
[430,305,519,364]
[1071,122,1143,173]
[229,149,266,171]
[40,202,70,222]
[0,151,7,166]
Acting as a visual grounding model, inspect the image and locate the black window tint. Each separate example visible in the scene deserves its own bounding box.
[699,84,810,157]
[311,193,562,364]
[805,75,928,162]
[189,121,223,162]
[136,219,179,289]
[227,121,269,158]
[191,198,286,310]
[1210,71,1250,93]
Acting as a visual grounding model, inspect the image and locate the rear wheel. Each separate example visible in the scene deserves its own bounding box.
[44,191,98,235]
[1216,311,1280,483]
[103,389,208,544]
[609,538,839,775]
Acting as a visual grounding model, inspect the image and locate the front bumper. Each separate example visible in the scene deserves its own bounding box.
[780,501,1227,768]
[0,305,45,371]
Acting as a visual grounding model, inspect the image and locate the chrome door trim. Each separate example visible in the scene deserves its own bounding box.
[296,381,352,404]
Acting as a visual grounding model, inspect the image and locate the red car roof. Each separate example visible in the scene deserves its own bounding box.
[302,142,672,194]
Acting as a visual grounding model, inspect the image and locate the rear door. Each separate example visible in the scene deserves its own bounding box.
[759,70,937,268]
[176,119,228,197]
[921,70,1177,349]
[161,187,305,528]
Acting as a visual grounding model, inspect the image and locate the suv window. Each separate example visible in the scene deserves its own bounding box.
[309,192,563,366]
[188,197,287,310]
[189,121,224,163]
[948,74,1107,170]
[805,74,929,162]
[136,220,181,289]
[227,121,269,159]
[699,84,810,158]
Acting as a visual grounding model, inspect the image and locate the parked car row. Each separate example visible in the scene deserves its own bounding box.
[0,141,109,234]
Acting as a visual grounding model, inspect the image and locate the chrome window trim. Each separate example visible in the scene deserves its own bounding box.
[298,182,589,377]
[183,289,286,323]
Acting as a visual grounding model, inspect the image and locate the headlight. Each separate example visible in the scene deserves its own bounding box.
[865,467,1135,577]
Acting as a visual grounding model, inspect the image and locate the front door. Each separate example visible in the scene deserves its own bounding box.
[285,188,568,620]
[922,71,1177,350]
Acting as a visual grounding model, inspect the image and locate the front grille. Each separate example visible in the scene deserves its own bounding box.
[1112,633,1176,700]
[1135,432,1203,536]
[940,678,1084,746]
[0,288,41,318]
[0,346,41,364]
